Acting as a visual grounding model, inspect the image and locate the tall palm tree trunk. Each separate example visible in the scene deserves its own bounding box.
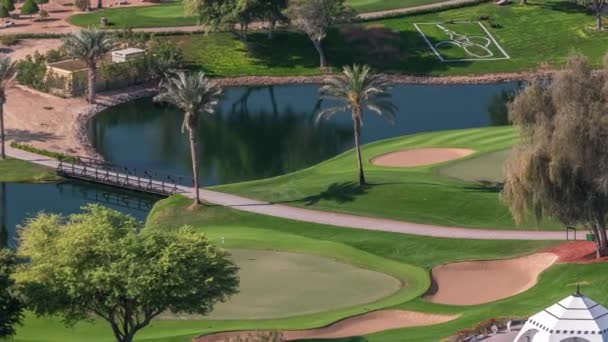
[187,121,201,205]
[87,63,97,104]
[352,114,365,186]
[0,102,5,160]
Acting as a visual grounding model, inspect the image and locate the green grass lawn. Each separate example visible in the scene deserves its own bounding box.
[0,158,59,182]
[10,195,562,341]
[149,0,608,77]
[68,0,455,28]
[214,126,562,230]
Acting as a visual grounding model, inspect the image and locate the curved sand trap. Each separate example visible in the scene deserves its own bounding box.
[425,253,558,306]
[371,148,474,167]
[194,310,459,342]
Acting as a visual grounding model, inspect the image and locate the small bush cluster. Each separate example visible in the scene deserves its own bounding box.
[445,317,524,342]
[9,142,78,162]
[0,36,19,46]
[16,48,68,92]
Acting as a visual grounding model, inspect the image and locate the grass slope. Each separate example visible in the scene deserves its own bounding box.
[0,159,59,182]
[11,195,560,341]
[154,0,608,77]
[68,0,455,28]
[215,126,561,230]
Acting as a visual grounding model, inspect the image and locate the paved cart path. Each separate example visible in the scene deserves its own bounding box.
[7,145,578,241]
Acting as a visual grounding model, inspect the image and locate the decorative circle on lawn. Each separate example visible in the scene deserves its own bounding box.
[371,148,475,167]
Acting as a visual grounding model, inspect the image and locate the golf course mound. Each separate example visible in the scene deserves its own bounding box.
[191,249,402,320]
[371,148,475,167]
[424,253,558,305]
[194,310,459,341]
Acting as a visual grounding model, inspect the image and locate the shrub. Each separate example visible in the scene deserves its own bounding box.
[38,9,48,20]
[1,0,14,12]
[16,52,47,91]
[9,142,78,162]
[74,0,87,11]
[20,0,39,15]
[0,35,18,46]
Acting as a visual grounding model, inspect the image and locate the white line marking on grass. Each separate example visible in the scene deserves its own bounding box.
[414,21,510,62]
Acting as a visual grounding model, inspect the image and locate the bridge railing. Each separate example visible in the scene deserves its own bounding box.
[57,158,190,196]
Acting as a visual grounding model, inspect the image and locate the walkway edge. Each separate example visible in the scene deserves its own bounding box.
[7,146,577,241]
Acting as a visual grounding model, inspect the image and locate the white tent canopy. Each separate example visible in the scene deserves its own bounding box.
[515,290,608,342]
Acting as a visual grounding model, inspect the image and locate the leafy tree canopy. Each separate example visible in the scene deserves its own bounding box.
[15,205,240,342]
[0,6,9,18]
[502,53,608,257]
[1,0,13,13]
[20,0,38,15]
[0,249,23,338]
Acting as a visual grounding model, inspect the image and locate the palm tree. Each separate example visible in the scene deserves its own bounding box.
[0,56,16,160]
[316,64,397,186]
[63,28,114,104]
[154,71,222,205]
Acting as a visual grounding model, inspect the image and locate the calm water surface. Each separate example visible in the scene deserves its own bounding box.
[0,181,160,247]
[90,83,518,186]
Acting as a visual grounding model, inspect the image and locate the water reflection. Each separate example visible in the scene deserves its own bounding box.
[0,181,160,248]
[91,83,519,186]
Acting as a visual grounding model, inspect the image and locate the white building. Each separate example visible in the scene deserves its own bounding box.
[111,48,145,63]
[515,289,608,342]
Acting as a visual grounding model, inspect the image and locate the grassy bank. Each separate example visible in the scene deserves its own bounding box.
[143,0,608,77]
[68,0,456,28]
[0,159,59,182]
[214,126,561,230]
[11,195,561,341]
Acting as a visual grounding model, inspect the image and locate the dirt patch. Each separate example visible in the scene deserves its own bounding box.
[193,310,459,342]
[424,253,558,306]
[544,241,608,264]
[371,148,475,167]
[1,39,63,61]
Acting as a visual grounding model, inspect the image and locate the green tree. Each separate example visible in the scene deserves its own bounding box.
[316,65,397,185]
[63,28,114,103]
[20,0,38,16]
[578,0,606,30]
[33,0,47,10]
[0,55,16,160]
[0,249,23,338]
[15,205,239,342]
[185,0,261,45]
[260,0,287,39]
[284,0,353,69]
[154,72,222,205]
[502,54,608,258]
[1,0,14,12]
[0,6,9,23]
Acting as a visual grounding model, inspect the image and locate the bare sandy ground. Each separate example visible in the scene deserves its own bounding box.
[4,85,88,155]
[194,310,459,342]
[424,253,558,306]
[0,39,63,61]
[371,148,475,167]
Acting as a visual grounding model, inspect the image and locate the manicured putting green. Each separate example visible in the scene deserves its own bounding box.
[204,249,401,319]
[440,149,510,183]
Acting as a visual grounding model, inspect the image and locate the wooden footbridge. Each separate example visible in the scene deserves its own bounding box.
[57,157,192,196]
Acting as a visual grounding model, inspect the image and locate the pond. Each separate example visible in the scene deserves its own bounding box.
[90,82,519,186]
[0,181,160,248]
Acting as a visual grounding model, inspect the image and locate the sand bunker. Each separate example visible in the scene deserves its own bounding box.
[371,148,475,167]
[425,253,558,306]
[194,310,459,342]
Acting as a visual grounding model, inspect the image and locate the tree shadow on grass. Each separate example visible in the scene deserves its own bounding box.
[462,180,504,193]
[244,23,473,75]
[533,0,588,14]
[296,181,370,206]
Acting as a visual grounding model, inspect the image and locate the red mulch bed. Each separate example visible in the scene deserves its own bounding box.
[544,241,608,264]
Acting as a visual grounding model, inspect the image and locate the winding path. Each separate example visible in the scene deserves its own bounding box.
[6,145,579,241]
